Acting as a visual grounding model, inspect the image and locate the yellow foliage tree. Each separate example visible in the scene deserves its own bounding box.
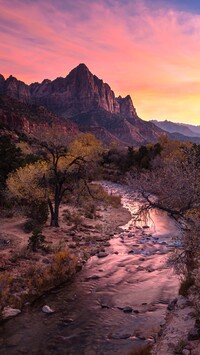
[7,130,102,227]
[7,161,49,201]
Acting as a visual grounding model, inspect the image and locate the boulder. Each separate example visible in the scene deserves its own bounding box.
[42,305,54,314]
[2,307,21,319]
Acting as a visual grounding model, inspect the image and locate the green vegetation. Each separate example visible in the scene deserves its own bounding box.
[27,228,46,252]
[0,135,23,190]
[102,142,162,174]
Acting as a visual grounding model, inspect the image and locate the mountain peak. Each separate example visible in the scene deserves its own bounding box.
[0,74,5,81]
[0,64,164,146]
[76,63,89,70]
[69,63,90,76]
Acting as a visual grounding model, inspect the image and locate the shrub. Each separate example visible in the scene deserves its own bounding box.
[0,273,13,307]
[25,201,48,225]
[27,228,46,252]
[26,250,77,293]
[70,212,83,230]
[173,339,187,354]
[84,203,96,219]
[179,276,194,297]
[23,219,36,233]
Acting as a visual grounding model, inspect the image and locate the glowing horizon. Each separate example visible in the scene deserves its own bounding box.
[1,0,200,124]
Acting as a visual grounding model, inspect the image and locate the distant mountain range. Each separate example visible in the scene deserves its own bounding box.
[151,120,200,140]
[0,64,200,145]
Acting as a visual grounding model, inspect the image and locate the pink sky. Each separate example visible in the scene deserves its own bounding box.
[1,0,200,124]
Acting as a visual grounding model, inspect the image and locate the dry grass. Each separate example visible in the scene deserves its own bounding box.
[0,250,78,312]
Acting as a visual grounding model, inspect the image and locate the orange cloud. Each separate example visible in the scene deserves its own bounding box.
[1,0,200,124]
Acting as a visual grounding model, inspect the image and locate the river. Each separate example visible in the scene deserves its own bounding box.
[0,181,180,355]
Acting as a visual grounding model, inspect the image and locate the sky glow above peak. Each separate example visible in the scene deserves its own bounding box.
[1,0,200,124]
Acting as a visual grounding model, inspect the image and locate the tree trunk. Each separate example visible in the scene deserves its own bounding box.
[48,198,59,227]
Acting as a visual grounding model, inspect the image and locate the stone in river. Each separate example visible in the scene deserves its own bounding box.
[167,298,177,311]
[123,306,133,313]
[85,275,101,281]
[101,304,110,309]
[42,305,55,314]
[98,252,108,258]
[108,332,131,339]
[103,242,110,247]
[128,250,134,254]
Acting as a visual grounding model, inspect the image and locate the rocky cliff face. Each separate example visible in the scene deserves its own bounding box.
[0,94,79,137]
[0,64,164,145]
[0,64,137,118]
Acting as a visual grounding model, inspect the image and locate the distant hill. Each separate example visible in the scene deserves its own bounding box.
[151,120,200,138]
[169,132,200,144]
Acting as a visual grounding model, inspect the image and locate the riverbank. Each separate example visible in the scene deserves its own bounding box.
[0,202,131,320]
[151,294,200,355]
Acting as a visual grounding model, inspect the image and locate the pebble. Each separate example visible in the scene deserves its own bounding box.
[42,305,55,314]
[103,242,110,247]
[2,307,21,319]
[101,304,110,309]
[188,327,200,341]
[182,349,190,355]
[167,298,177,311]
[85,275,100,281]
[108,332,131,339]
[98,252,108,258]
[123,306,133,313]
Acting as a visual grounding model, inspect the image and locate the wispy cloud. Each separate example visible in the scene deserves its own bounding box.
[1,0,200,123]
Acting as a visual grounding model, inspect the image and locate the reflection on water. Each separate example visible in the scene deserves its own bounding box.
[0,181,180,355]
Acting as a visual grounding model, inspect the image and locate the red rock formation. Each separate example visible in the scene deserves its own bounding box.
[0,64,164,145]
[0,95,79,137]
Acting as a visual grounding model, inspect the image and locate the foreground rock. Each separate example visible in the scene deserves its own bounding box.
[42,305,54,314]
[2,307,21,319]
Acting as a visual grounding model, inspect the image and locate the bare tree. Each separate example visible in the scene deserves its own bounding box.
[130,144,200,277]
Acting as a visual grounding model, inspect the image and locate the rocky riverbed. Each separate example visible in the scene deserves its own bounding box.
[0,181,181,354]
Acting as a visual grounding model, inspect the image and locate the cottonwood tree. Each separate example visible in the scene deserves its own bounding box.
[0,135,23,190]
[7,128,102,227]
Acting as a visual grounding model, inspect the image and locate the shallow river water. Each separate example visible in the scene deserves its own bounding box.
[0,181,180,355]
